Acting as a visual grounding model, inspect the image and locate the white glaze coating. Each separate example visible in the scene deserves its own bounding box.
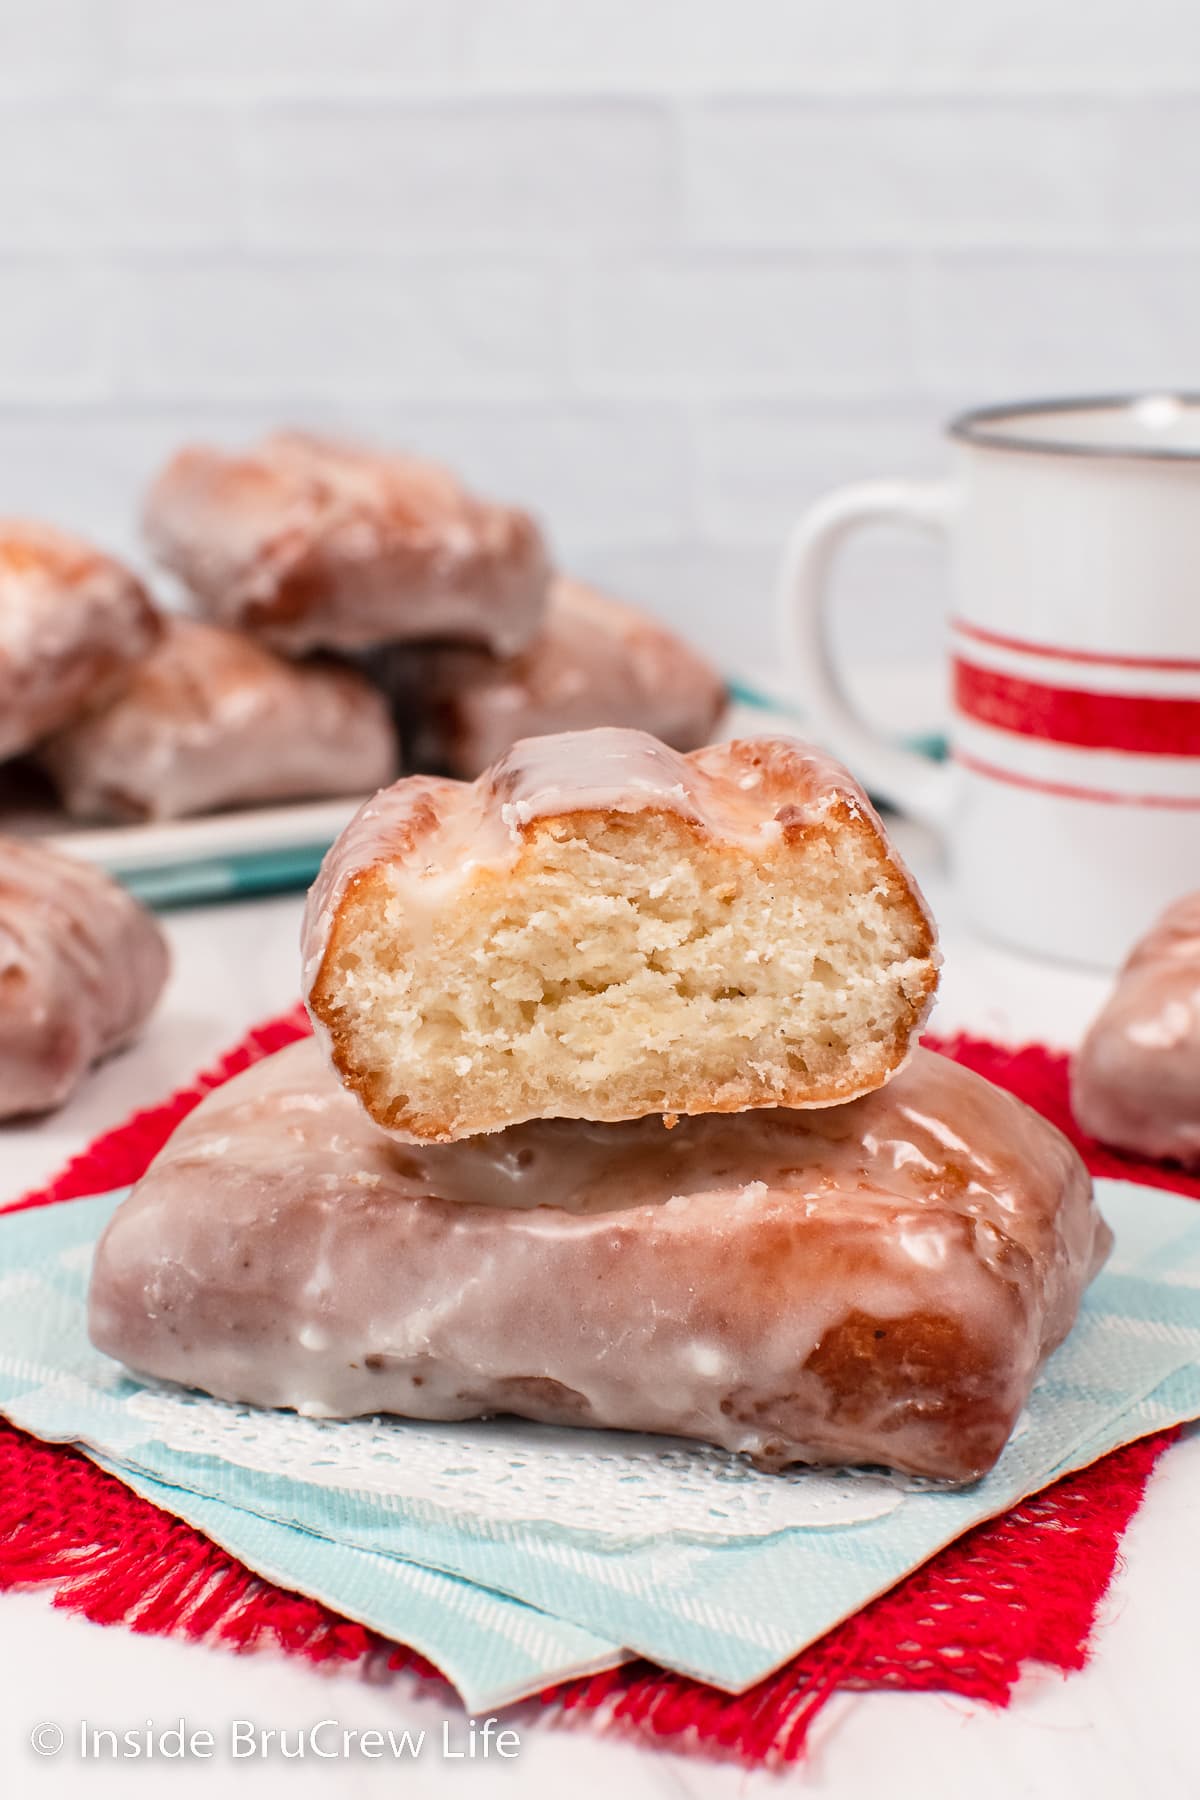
[0,836,169,1117]
[383,575,728,778]
[143,431,549,657]
[89,1039,1108,1482]
[0,520,161,761]
[38,616,399,822]
[1072,890,1200,1166]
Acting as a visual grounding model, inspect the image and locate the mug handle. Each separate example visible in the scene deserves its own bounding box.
[776,478,957,834]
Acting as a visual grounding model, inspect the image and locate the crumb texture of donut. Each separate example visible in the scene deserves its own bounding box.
[304,729,939,1139]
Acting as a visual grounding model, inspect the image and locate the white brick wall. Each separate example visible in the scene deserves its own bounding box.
[242,103,675,250]
[0,0,1197,673]
[105,260,565,400]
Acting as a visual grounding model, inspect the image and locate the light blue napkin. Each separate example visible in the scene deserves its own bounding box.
[0,1180,1197,1704]
[87,1455,625,1711]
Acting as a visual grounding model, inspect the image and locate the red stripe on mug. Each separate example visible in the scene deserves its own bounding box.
[951,619,1200,674]
[954,750,1200,810]
[953,658,1200,756]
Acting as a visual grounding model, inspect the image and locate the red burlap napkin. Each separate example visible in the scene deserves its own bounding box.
[0,1011,1188,1768]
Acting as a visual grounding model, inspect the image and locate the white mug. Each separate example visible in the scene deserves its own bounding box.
[779,393,1200,968]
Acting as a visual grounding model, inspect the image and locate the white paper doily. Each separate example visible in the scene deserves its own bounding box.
[124,1386,906,1544]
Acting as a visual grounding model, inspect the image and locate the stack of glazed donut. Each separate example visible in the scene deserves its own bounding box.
[0,511,398,822]
[89,722,1113,1484]
[0,432,726,1114]
[0,429,726,826]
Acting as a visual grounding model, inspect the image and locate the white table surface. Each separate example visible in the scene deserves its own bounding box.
[1,824,1196,1798]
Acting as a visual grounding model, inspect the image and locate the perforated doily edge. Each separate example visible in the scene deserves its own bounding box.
[16,1410,933,1551]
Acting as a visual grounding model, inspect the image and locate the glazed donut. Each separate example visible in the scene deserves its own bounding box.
[376,575,728,779]
[1072,891,1200,1167]
[303,727,939,1141]
[88,1038,1107,1483]
[37,616,400,823]
[0,836,168,1118]
[0,520,161,761]
[142,431,550,657]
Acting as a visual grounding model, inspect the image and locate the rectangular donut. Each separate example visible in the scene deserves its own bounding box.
[37,616,399,823]
[88,1038,1110,1483]
[0,835,168,1118]
[303,728,941,1140]
[1072,890,1200,1167]
[142,431,550,659]
[375,574,728,779]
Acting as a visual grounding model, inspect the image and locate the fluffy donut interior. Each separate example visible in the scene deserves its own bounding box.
[316,804,936,1139]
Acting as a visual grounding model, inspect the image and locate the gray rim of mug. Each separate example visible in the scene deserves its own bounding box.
[948,392,1200,461]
